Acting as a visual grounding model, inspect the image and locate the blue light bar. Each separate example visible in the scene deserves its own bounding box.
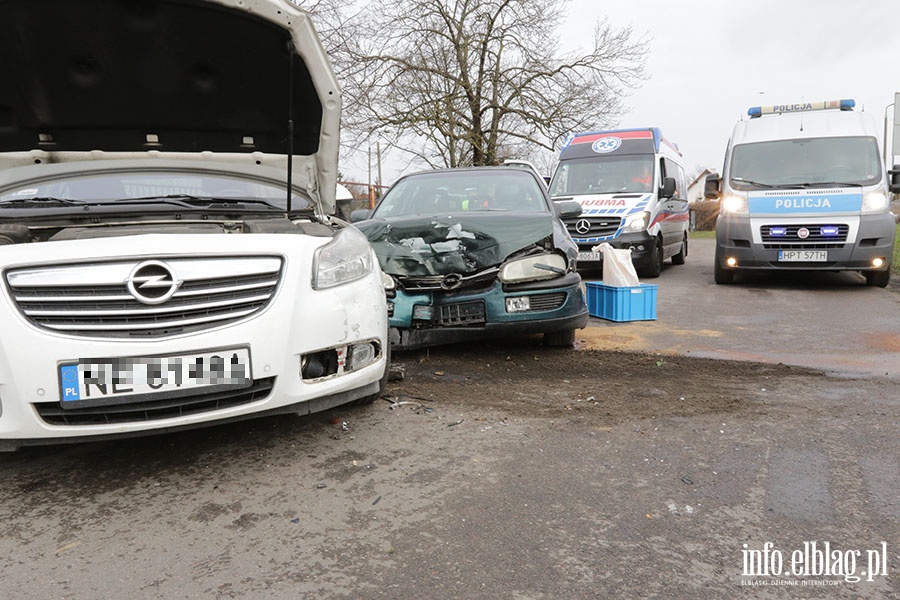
[769,227,787,236]
[820,225,840,236]
[747,99,855,117]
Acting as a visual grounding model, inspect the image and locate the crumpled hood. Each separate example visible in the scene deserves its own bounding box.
[0,0,340,213]
[355,213,554,276]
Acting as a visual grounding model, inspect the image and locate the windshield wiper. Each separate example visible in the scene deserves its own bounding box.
[116,195,283,210]
[731,177,775,188]
[0,197,88,207]
[781,181,860,188]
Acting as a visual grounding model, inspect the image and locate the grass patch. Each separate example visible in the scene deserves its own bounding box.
[689,230,716,239]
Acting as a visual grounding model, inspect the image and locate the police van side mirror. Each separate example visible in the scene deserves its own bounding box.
[889,165,900,194]
[660,177,676,199]
[704,174,721,199]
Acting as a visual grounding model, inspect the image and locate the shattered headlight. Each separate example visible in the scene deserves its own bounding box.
[499,253,567,283]
[312,226,375,289]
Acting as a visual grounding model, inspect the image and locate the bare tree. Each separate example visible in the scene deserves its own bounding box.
[335,0,647,170]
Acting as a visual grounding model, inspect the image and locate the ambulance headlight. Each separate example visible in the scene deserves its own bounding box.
[721,194,749,215]
[623,211,650,232]
[861,191,889,213]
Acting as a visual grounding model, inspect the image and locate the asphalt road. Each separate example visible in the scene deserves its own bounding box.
[578,238,900,379]
[0,238,897,599]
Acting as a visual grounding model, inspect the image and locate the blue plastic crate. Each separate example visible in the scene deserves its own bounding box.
[585,282,658,322]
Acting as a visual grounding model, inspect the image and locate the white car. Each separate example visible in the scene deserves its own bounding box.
[0,0,388,450]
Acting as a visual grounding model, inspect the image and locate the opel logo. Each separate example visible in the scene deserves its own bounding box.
[440,273,463,291]
[126,260,183,305]
[575,219,592,235]
[797,227,810,239]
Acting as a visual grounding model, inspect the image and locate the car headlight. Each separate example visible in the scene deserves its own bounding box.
[499,253,567,283]
[861,191,888,213]
[623,211,650,233]
[312,226,375,290]
[721,194,749,215]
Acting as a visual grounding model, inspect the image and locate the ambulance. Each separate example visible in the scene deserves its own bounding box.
[706,99,895,286]
[548,128,689,277]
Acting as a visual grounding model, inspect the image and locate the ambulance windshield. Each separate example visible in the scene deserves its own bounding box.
[549,155,655,196]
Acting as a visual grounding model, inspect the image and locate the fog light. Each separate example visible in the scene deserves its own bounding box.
[635,245,645,251]
[872,257,885,268]
[506,296,531,313]
[726,257,738,267]
[412,305,433,320]
[348,342,377,371]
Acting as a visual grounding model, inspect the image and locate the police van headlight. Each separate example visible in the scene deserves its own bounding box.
[312,226,375,289]
[861,191,889,213]
[623,211,650,232]
[721,194,749,215]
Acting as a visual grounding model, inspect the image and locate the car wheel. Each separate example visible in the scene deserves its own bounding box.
[543,329,576,347]
[640,236,663,278]
[713,252,735,284]
[671,233,687,265]
[864,269,891,288]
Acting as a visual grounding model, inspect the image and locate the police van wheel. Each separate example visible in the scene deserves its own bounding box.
[864,269,891,288]
[671,233,687,265]
[714,257,735,284]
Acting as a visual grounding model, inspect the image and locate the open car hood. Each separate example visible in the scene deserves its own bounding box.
[355,213,554,276]
[0,0,340,213]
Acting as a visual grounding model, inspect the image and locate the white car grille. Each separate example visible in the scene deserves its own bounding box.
[6,256,282,338]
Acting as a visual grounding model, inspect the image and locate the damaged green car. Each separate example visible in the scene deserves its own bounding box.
[351,167,590,350]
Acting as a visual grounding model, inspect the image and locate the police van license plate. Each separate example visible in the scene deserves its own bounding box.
[58,348,252,408]
[778,250,828,262]
[578,251,602,262]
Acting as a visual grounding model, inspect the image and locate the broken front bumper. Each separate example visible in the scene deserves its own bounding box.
[387,272,589,350]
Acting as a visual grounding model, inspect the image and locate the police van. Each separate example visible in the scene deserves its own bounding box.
[548,128,690,277]
[706,99,896,287]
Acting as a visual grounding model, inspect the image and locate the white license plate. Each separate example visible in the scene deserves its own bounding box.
[58,348,252,408]
[778,250,828,262]
[578,251,602,262]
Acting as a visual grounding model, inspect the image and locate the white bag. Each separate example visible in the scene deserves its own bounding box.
[593,242,640,287]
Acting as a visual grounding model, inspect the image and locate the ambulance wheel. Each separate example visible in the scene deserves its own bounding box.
[864,269,891,288]
[641,237,663,278]
[543,329,576,347]
[671,233,687,265]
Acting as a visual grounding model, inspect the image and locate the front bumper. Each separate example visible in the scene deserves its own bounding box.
[387,272,589,350]
[715,214,896,271]
[0,234,388,449]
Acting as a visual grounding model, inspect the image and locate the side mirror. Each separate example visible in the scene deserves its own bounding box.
[349,209,372,223]
[704,174,721,199]
[554,200,582,219]
[889,165,900,194]
[660,176,676,199]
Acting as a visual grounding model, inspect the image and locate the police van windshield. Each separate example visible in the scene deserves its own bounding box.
[550,156,655,196]
[729,136,882,189]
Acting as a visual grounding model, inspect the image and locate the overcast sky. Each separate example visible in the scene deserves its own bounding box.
[565,0,900,174]
[343,0,900,184]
